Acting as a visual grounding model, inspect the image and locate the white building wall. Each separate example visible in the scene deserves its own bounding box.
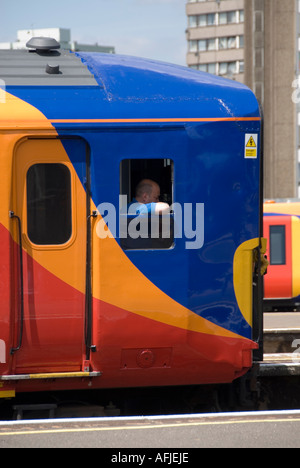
[0,28,115,53]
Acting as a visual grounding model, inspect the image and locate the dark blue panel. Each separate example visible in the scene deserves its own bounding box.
[56,121,260,339]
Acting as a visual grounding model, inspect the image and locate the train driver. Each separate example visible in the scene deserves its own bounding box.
[128,179,170,215]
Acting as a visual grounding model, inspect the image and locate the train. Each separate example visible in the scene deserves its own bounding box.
[264,200,300,310]
[0,37,265,399]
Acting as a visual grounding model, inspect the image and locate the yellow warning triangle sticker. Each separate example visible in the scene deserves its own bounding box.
[246,136,257,148]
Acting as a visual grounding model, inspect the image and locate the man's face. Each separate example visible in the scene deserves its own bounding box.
[146,184,160,203]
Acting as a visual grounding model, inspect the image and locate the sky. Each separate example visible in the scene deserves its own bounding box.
[0,0,187,66]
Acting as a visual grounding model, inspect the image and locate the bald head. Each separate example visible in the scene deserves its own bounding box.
[135,179,160,204]
[134,179,170,214]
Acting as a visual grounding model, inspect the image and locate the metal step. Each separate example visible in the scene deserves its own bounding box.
[259,353,300,377]
[13,403,57,420]
[0,371,101,381]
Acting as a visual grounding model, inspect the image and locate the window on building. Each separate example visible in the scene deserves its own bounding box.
[187,8,244,24]
[219,11,237,25]
[227,36,237,49]
[270,225,286,265]
[189,40,198,53]
[189,61,243,77]
[198,39,207,52]
[219,36,236,50]
[227,11,237,23]
[190,35,243,54]
[188,15,198,28]
[190,13,216,27]
[219,61,237,76]
[207,13,216,26]
[197,63,217,74]
[207,38,216,50]
[207,63,216,74]
[189,38,216,53]
[27,163,72,245]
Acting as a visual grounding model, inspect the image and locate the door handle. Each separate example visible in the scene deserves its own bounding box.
[9,211,24,355]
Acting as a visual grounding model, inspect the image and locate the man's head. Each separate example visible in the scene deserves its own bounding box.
[135,179,160,204]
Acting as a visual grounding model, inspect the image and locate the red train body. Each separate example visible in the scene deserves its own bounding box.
[264,201,300,309]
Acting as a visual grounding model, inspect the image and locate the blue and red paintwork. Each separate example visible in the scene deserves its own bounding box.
[0,52,263,396]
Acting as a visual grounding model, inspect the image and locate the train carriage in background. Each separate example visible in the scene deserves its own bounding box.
[264,201,300,310]
[0,37,265,398]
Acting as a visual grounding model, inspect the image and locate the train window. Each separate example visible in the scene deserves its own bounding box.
[119,159,174,250]
[270,225,286,265]
[27,164,72,245]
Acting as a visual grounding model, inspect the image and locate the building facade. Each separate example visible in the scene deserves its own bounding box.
[186,0,300,199]
[186,0,245,83]
[244,0,298,199]
[0,28,115,54]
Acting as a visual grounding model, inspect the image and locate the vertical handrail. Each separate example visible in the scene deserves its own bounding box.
[9,211,24,355]
[84,147,97,360]
[85,210,98,359]
[253,103,265,362]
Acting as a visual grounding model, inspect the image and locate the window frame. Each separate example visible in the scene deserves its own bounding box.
[269,225,286,266]
[25,162,75,250]
[119,158,175,251]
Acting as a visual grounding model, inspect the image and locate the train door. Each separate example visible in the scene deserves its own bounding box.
[10,138,88,374]
[264,216,292,299]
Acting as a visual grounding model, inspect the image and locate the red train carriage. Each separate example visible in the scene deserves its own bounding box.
[264,201,300,309]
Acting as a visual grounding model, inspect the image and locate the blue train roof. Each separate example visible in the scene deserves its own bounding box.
[77,52,259,119]
[2,47,260,122]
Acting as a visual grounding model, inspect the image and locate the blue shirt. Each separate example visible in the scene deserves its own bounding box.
[127,198,156,215]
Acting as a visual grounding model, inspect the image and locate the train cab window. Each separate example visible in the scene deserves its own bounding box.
[270,225,286,265]
[119,159,174,250]
[27,164,72,245]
